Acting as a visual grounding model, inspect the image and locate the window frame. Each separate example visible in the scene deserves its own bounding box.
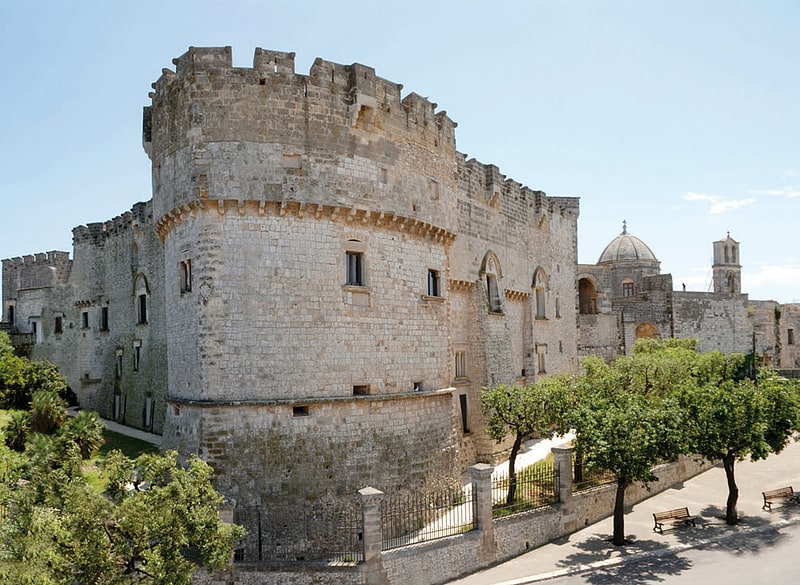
[346,251,365,287]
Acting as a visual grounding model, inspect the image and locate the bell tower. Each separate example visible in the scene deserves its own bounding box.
[712,232,741,294]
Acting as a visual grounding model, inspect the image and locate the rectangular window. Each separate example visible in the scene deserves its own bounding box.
[116,349,123,379]
[137,294,147,324]
[353,384,370,396]
[789,328,795,346]
[180,259,192,293]
[487,275,502,313]
[459,394,470,434]
[413,381,423,392]
[622,282,635,297]
[292,405,309,417]
[537,344,548,374]
[144,396,154,429]
[428,269,441,297]
[429,178,440,199]
[81,311,89,329]
[454,350,467,379]
[54,316,63,334]
[346,252,364,286]
[100,307,109,331]
[133,340,142,372]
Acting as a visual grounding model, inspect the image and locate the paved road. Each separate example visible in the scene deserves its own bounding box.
[539,519,799,585]
[447,439,800,585]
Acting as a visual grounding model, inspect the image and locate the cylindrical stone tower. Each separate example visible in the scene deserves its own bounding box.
[143,46,461,557]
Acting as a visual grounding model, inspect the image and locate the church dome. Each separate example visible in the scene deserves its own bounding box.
[598,221,658,263]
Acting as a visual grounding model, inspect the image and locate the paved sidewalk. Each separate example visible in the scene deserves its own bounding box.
[69,407,162,446]
[447,439,800,584]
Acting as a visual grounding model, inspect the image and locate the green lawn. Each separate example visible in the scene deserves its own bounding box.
[98,429,160,458]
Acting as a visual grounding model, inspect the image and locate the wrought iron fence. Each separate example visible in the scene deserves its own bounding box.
[381,484,474,550]
[572,454,616,492]
[234,496,363,564]
[492,460,558,517]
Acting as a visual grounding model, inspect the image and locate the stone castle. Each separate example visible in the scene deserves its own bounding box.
[2,46,798,559]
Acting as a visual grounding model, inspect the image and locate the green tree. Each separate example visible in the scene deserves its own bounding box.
[481,378,568,504]
[0,448,245,584]
[29,390,67,434]
[567,341,693,545]
[62,410,105,459]
[571,389,685,545]
[0,337,71,409]
[681,371,800,524]
[3,410,31,452]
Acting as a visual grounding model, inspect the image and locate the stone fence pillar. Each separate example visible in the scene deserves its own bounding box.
[469,463,497,562]
[359,487,388,585]
[551,445,574,505]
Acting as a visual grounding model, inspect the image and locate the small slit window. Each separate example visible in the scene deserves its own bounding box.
[428,269,441,297]
[353,384,370,396]
[346,252,364,286]
[292,405,309,417]
[180,259,192,294]
[454,349,467,380]
[137,294,148,324]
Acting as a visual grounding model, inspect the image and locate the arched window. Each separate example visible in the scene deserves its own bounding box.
[635,323,660,340]
[578,278,598,314]
[726,272,736,293]
[134,275,149,325]
[481,252,503,313]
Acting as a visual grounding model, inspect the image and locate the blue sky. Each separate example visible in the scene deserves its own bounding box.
[1,0,798,303]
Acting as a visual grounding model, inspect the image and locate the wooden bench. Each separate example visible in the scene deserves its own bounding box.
[652,507,697,533]
[762,486,798,511]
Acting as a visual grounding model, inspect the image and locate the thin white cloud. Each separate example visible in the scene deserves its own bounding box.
[748,187,800,199]
[682,192,756,214]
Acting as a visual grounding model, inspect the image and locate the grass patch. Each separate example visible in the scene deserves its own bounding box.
[98,429,160,459]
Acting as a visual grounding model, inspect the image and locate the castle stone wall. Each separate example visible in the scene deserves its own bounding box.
[673,292,752,354]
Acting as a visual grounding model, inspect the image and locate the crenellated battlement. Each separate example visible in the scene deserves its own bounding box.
[143,47,577,240]
[459,155,579,218]
[71,201,153,246]
[2,250,71,269]
[144,46,456,159]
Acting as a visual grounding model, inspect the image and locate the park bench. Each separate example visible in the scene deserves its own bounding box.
[652,507,697,533]
[761,486,798,511]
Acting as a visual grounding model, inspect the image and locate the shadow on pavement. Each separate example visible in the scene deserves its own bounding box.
[579,552,692,585]
[668,503,796,555]
[555,535,692,585]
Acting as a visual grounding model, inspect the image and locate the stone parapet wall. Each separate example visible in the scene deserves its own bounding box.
[163,390,459,509]
[193,448,710,585]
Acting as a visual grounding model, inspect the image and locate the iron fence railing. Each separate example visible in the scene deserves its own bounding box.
[492,460,558,517]
[572,455,616,492]
[380,485,474,550]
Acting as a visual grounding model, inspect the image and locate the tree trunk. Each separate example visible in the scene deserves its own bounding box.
[612,478,628,546]
[723,450,739,525]
[506,434,523,504]
[574,450,584,484]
